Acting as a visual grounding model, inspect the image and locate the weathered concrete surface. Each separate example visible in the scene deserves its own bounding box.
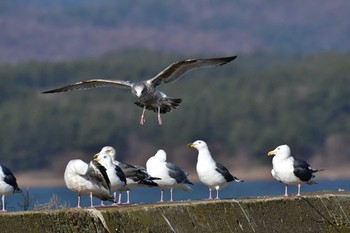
[1,191,350,233]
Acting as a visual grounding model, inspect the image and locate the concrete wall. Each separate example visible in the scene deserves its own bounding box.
[0,192,349,233]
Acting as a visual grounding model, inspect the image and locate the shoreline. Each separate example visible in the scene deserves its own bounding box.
[16,165,350,187]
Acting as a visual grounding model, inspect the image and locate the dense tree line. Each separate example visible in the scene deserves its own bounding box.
[0,50,349,170]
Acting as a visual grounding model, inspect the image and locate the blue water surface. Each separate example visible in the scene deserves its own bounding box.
[2,178,349,211]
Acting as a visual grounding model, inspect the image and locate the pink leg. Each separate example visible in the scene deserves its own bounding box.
[100,200,105,206]
[284,185,289,197]
[76,194,81,208]
[118,192,122,204]
[170,188,174,202]
[1,194,6,211]
[157,106,162,125]
[159,189,164,202]
[89,192,94,208]
[296,184,301,196]
[112,192,118,206]
[123,190,130,204]
[140,107,146,125]
[215,189,220,200]
[207,189,213,200]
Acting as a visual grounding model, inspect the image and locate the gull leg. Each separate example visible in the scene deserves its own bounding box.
[170,188,174,202]
[123,190,130,204]
[76,194,81,208]
[160,189,164,202]
[157,106,163,126]
[284,184,288,197]
[1,195,6,211]
[89,192,94,208]
[112,192,118,206]
[207,189,213,200]
[118,192,122,204]
[100,200,105,206]
[296,184,301,196]
[215,188,220,200]
[140,107,146,125]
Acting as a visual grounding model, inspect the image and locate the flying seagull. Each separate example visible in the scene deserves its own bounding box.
[0,165,21,212]
[268,144,323,196]
[188,140,243,200]
[42,56,237,125]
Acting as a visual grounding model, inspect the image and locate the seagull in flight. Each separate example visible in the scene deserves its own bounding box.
[42,56,237,125]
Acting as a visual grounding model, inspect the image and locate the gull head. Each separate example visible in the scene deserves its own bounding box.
[132,83,146,98]
[154,149,167,162]
[99,146,116,160]
[267,144,291,159]
[94,148,114,165]
[188,140,208,151]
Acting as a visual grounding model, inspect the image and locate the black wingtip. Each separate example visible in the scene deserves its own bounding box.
[219,55,237,65]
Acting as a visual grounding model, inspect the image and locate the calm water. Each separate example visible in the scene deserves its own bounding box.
[3,179,349,211]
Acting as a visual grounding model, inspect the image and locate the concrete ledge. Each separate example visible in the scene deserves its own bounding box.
[1,191,350,232]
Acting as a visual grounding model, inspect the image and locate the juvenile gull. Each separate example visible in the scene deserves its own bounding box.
[64,159,114,208]
[42,56,237,125]
[146,149,193,202]
[268,144,323,196]
[0,165,21,211]
[94,147,127,205]
[99,146,159,204]
[188,140,243,200]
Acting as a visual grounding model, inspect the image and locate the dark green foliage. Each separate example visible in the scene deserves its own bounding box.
[0,50,349,170]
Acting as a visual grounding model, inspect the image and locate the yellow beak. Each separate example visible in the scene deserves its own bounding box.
[267,150,276,156]
[93,153,99,160]
[188,143,194,148]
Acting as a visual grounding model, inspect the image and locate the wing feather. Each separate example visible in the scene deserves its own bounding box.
[42,79,132,93]
[149,56,237,87]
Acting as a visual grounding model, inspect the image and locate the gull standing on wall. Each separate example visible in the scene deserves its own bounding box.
[146,149,193,202]
[42,56,237,125]
[64,159,114,208]
[93,147,127,205]
[99,146,159,204]
[188,140,243,200]
[268,144,323,196]
[0,165,21,212]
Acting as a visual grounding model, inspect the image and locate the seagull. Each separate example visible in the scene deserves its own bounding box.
[188,140,243,200]
[0,165,21,211]
[99,146,159,204]
[146,149,193,202]
[64,159,114,208]
[93,147,127,205]
[42,56,237,125]
[268,144,323,196]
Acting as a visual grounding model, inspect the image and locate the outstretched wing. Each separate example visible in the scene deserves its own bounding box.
[149,56,237,87]
[42,79,132,93]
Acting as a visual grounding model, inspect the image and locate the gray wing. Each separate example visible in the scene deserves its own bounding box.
[166,162,193,185]
[1,165,21,193]
[88,160,111,190]
[118,162,157,183]
[215,162,243,183]
[293,159,314,182]
[42,79,132,93]
[149,56,237,87]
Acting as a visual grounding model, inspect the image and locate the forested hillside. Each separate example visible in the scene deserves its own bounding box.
[0,50,349,172]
